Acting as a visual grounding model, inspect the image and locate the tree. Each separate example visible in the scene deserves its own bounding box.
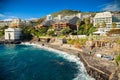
[47,29,55,36]
[112,22,117,28]
[61,27,71,35]
[76,20,81,38]
[96,23,100,29]
[36,27,48,37]
[76,20,81,30]
[101,21,106,28]
[85,17,90,29]
[21,26,34,40]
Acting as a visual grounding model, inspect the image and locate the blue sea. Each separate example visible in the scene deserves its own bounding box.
[0,44,94,80]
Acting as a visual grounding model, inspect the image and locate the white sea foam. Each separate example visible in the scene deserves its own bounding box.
[21,42,95,80]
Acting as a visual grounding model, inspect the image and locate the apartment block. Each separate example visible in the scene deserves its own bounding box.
[94,12,120,28]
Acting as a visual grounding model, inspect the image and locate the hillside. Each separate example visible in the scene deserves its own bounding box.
[37,10,96,23]
[51,10,81,17]
[37,9,120,21]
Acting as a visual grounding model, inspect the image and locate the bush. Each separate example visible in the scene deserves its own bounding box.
[67,39,75,44]
[117,39,120,44]
[74,40,82,48]
[47,29,55,36]
[115,53,120,66]
[79,38,88,46]
[0,30,4,37]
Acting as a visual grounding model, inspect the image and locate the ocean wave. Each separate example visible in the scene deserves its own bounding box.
[21,42,95,80]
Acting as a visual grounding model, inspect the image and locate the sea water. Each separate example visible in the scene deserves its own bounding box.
[0,44,94,80]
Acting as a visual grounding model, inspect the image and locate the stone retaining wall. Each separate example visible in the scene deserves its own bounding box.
[78,53,118,80]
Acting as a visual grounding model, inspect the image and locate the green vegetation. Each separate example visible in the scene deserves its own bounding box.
[95,23,100,29]
[0,30,4,37]
[112,22,117,28]
[20,26,50,40]
[115,53,120,66]
[77,22,96,35]
[51,10,81,17]
[79,38,88,46]
[108,29,120,34]
[0,26,9,38]
[51,9,96,17]
[67,39,75,44]
[20,26,34,40]
[117,39,120,44]
[47,29,55,36]
[101,21,106,28]
[61,27,71,35]
[37,17,45,24]
[67,38,87,47]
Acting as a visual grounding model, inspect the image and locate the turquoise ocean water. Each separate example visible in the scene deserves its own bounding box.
[0,44,94,80]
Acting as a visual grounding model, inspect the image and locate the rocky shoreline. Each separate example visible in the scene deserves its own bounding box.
[48,43,118,80]
[0,40,118,80]
[22,41,118,80]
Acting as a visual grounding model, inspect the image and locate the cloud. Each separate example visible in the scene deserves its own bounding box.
[101,0,120,11]
[0,14,18,20]
[8,16,18,19]
[0,13,5,18]
[27,17,38,20]
[4,18,12,21]
[3,16,18,21]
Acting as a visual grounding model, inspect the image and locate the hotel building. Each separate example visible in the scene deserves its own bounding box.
[94,12,120,28]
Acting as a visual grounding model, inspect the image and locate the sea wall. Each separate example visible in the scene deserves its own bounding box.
[78,53,118,80]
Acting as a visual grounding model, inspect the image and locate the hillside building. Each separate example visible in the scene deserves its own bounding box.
[94,12,120,28]
[46,15,53,21]
[5,28,22,40]
[9,18,22,27]
[0,20,12,27]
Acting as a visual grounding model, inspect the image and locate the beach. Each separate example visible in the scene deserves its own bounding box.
[21,41,117,80]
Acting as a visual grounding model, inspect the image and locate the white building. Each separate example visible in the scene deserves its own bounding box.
[94,12,120,28]
[76,13,82,19]
[10,18,22,27]
[94,12,112,28]
[46,15,53,21]
[58,15,62,20]
[5,28,22,40]
[0,20,12,27]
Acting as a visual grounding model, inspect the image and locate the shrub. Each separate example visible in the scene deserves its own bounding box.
[67,39,75,44]
[74,40,81,48]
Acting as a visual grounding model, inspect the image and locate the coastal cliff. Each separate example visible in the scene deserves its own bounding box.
[78,52,118,80]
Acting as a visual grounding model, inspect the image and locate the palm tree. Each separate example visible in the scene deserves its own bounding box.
[96,23,100,29]
[85,17,90,29]
[76,20,81,38]
[101,21,106,28]
[112,22,117,28]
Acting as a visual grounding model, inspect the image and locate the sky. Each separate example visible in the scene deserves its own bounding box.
[0,0,120,20]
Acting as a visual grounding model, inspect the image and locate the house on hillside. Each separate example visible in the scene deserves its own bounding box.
[5,28,22,41]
